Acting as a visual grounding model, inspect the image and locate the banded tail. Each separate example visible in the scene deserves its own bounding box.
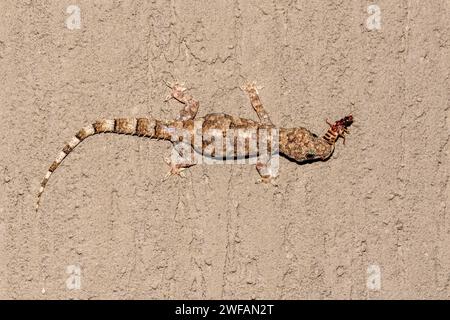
[36,117,176,212]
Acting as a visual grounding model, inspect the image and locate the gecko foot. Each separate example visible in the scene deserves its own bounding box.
[163,80,199,121]
[163,80,187,102]
[162,167,186,182]
[162,169,186,182]
[162,156,196,182]
[256,176,278,186]
[240,81,264,94]
[162,156,187,181]
[255,158,278,186]
[241,82,272,125]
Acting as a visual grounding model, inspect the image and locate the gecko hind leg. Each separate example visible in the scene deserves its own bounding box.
[242,82,273,126]
[162,142,197,181]
[164,80,200,121]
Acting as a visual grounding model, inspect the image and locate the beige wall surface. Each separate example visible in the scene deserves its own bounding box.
[0,0,449,299]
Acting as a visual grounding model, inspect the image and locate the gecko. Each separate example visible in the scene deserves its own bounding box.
[35,82,353,212]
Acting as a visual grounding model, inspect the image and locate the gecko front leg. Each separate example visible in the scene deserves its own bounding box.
[242,82,273,126]
[164,80,200,121]
[255,155,279,185]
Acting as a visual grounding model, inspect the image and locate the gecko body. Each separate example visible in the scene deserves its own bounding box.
[36,82,353,211]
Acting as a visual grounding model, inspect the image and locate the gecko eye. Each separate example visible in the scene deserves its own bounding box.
[306,150,316,159]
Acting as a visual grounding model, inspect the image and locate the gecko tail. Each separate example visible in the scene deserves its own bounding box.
[35,117,162,213]
[36,122,99,213]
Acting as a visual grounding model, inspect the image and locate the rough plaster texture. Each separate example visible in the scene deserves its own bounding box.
[0,0,449,299]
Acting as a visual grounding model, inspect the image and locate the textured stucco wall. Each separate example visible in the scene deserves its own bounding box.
[0,0,449,299]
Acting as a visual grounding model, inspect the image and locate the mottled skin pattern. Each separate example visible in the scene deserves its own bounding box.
[35,82,353,212]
